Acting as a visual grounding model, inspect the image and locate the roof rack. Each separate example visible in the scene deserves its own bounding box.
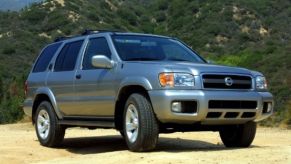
[54,29,123,42]
[54,36,72,42]
[81,29,123,35]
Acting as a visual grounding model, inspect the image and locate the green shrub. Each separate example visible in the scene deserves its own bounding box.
[155,11,166,22]
[2,46,16,54]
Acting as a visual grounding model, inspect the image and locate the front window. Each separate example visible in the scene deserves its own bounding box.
[112,35,205,63]
[82,37,111,70]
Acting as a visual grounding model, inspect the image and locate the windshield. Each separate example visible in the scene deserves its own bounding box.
[112,35,206,63]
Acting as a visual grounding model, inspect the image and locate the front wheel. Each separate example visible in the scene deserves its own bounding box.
[35,101,65,147]
[219,121,257,147]
[123,93,159,152]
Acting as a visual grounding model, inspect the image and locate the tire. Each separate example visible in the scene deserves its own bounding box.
[123,93,159,152]
[119,130,125,137]
[219,121,257,148]
[35,101,65,147]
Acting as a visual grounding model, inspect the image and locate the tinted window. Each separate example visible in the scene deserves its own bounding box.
[83,37,111,70]
[162,44,197,62]
[33,43,62,72]
[54,40,84,72]
[112,35,205,63]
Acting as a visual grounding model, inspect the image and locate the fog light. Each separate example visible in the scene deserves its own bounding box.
[263,102,272,113]
[172,102,182,113]
[267,102,272,113]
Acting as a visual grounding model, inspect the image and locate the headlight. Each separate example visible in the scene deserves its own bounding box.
[159,73,194,87]
[256,76,267,90]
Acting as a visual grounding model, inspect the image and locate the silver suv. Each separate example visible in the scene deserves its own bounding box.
[23,30,273,152]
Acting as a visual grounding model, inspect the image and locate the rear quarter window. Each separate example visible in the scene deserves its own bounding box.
[33,42,62,73]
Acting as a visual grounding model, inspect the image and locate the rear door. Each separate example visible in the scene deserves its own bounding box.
[28,42,62,91]
[46,40,84,116]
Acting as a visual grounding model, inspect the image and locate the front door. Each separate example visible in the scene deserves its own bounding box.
[74,37,116,117]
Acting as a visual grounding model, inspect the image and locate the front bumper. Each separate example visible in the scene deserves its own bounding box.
[148,90,273,125]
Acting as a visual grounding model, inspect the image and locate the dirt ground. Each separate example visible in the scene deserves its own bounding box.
[0,123,290,164]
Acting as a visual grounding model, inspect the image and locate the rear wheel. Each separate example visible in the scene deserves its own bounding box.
[123,93,159,152]
[35,101,65,147]
[219,121,257,147]
[119,130,125,137]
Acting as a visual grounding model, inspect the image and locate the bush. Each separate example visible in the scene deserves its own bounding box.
[22,8,47,23]
[2,45,16,54]
[0,97,24,124]
[117,8,137,26]
[157,0,169,10]
[155,11,166,22]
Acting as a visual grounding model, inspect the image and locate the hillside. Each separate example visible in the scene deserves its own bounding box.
[0,0,290,126]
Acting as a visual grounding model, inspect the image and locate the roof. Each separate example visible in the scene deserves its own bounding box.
[54,29,171,42]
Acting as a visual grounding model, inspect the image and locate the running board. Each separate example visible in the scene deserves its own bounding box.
[58,120,115,128]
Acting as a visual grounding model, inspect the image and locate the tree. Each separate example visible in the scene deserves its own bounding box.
[0,77,3,100]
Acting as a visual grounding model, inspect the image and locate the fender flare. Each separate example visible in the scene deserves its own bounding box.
[117,77,152,99]
[34,87,63,119]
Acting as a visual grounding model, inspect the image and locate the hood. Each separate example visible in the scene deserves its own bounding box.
[125,61,255,76]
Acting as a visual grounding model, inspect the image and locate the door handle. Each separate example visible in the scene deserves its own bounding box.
[76,74,81,79]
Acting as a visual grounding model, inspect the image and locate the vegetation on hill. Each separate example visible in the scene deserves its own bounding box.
[0,0,290,127]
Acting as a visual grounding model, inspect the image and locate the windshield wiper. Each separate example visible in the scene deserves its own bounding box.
[167,58,190,62]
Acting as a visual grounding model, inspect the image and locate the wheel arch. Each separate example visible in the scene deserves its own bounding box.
[32,88,63,123]
[114,84,152,131]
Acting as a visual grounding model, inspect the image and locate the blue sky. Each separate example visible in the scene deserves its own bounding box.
[0,0,43,11]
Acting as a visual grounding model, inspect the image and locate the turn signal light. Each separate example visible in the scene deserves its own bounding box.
[159,73,174,87]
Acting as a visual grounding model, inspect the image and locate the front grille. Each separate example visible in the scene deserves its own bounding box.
[241,112,256,118]
[206,112,222,118]
[202,74,252,89]
[206,111,256,119]
[224,112,239,118]
[209,100,257,109]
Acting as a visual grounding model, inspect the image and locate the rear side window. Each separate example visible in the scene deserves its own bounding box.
[33,43,62,73]
[83,37,111,70]
[54,40,84,72]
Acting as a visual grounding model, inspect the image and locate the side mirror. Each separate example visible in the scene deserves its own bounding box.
[91,55,114,69]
